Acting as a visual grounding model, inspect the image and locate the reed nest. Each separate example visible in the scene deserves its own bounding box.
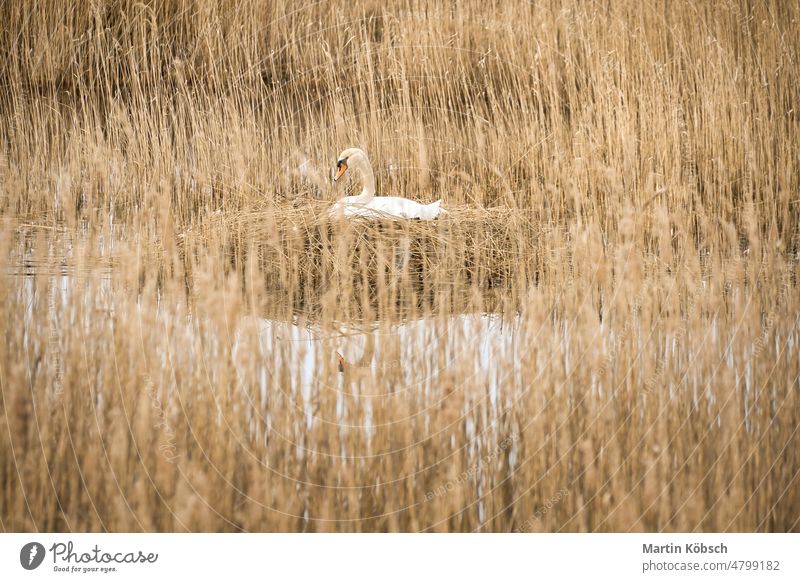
[182,203,551,317]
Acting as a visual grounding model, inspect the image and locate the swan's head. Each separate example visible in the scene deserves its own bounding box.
[334,147,369,182]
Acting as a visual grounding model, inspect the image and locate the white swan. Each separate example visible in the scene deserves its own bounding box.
[330,147,445,220]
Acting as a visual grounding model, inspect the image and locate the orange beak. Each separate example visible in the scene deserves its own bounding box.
[334,161,347,182]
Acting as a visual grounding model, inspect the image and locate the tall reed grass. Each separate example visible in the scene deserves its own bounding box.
[1,0,798,531]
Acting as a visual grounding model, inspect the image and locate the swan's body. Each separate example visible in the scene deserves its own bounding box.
[332,194,444,221]
[330,147,445,221]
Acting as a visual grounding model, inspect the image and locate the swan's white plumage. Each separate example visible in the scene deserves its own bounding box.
[330,147,445,221]
[331,196,443,220]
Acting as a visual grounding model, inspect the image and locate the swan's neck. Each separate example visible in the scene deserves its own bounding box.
[352,156,376,201]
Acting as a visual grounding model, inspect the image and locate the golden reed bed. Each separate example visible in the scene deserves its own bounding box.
[1,0,798,531]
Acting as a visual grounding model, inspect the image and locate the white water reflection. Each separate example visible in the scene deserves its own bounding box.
[232,314,525,436]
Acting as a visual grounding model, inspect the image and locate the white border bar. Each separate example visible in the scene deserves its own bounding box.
[2,533,797,581]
